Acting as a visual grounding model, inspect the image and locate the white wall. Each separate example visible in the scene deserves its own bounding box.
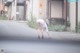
[33,0,39,19]
[51,1,62,18]
[26,1,30,20]
[78,2,80,23]
[26,0,47,20]
[44,0,47,19]
[0,0,2,11]
[7,5,12,19]
[11,2,15,19]
[39,0,47,19]
[69,2,76,31]
[10,0,17,20]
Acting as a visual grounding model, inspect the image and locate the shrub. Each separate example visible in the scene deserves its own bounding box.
[27,19,37,29]
[0,15,7,20]
[48,25,66,31]
[78,22,80,33]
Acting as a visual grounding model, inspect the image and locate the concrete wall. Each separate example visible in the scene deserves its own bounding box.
[15,0,47,21]
[32,0,39,19]
[11,1,15,20]
[69,2,76,31]
[39,0,47,19]
[7,5,12,19]
[26,1,30,20]
[14,0,17,20]
[51,0,62,18]
[26,0,39,20]
[26,0,32,20]
[78,2,80,23]
[30,0,47,19]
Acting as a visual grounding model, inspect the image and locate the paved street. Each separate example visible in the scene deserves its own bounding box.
[48,31,80,41]
[0,20,37,38]
[0,20,80,41]
[0,40,80,53]
[0,21,80,53]
[1,0,80,52]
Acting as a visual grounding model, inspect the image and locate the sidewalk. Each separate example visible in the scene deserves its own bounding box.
[46,31,80,41]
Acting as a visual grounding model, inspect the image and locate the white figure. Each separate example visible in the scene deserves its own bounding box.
[36,19,50,39]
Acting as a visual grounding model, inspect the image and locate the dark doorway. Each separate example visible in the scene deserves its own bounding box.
[16,1,27,21]
[48,0,65,25]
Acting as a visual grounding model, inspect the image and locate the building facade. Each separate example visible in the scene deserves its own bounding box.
[0,0,4,16]
[4,0,80,32]
[4,0,29,20]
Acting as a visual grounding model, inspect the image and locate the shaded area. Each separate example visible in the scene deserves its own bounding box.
[0,39,80,53]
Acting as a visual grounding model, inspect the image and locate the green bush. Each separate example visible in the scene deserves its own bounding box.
[27,19,37,29]
[78,22,80,33]
[48,25,66,31]
[0,15,8,20]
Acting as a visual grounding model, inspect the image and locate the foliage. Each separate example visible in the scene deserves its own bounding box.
[27,20,66,31]
[27,17,66,31]
[48,25,66,31]
[78,22,80,33]
[27,19,37,29]
[0,15,8,20]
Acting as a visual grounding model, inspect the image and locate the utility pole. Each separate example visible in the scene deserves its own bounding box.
[76,0,78,32]
[64,0,67,31]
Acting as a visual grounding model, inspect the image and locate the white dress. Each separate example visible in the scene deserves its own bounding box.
[36,19,48,32]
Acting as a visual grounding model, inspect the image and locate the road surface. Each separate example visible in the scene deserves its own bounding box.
[0,21,80,41]
[0,21,80,53]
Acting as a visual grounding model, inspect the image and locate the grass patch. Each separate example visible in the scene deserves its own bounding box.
[48,25,66,31]
[78,22,80,33]
[27,19,37,29]
[0,15,8,20]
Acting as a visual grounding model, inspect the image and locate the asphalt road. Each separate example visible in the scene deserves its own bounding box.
[0,21,80,41]
[0,21,80,53]
[0,21,38,38]
[0,39,80,53]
